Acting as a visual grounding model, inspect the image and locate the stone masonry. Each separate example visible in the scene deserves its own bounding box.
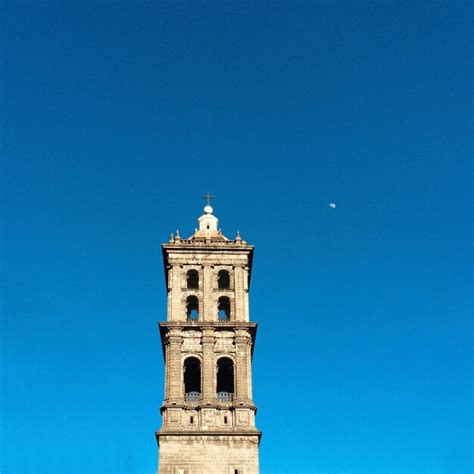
[156,204,261,474]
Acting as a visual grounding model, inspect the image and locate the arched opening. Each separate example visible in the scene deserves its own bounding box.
[186,296,199,321]
[186,270,199,289]
[217,357,234,402]
[217,270,230,289]
[184,357,201,401]
[218,296,231,321]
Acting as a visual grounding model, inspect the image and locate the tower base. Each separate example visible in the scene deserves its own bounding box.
[156,432,261,474]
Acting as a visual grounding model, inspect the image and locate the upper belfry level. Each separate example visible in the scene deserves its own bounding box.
[163,205,253,324]
[156,205,261,474]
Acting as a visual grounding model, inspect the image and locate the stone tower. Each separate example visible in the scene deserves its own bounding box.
[156,203,261,474]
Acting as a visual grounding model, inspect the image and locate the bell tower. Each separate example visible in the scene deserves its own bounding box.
[156,203,261,474]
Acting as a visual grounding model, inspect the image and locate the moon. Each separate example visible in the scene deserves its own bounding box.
[329,203,336,209]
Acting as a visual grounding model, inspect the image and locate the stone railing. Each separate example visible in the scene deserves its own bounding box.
[217,391,233,403]
[185,391,201,402]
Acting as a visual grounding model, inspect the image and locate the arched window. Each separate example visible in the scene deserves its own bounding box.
[186,270,199,289]
[218,296,231,321]
[217,357,234,402]
[218,270,230,289]
[186,296,199,321]
[184,357,201,401]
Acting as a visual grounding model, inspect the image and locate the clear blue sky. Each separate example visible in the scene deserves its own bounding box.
[1,2,472,473]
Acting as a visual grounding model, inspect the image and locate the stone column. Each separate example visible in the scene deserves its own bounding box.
[243,266,250,322]
[202,266,213,321]
[170,265,184,322]
[247,337,253,401]
[166,329,183,402]
[201,328,215,402]
[166,266,172,321]
[234,266,244,321]
[235,329,251,402]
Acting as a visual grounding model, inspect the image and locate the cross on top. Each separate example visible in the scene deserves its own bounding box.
[202,192,215,206]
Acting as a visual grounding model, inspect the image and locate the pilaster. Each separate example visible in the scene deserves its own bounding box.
[165,329,183,402]
[201,327,215,403]
[235,329,252,402]
[203,265,213,321]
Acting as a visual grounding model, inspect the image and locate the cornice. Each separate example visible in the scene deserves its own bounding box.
[161,244,254,287]
[159,321,257,329]
[157,322,258,357]
[155,430,262,445]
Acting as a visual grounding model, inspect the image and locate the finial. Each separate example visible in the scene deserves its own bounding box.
[169,233,175,243]
[235,230,241,242]
[202,192,215,214]
[175,229,181,241]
